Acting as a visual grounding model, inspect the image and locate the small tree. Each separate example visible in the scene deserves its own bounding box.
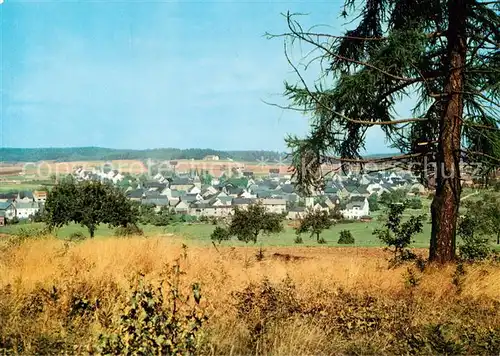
[45,179,138,238]
[406,198,423,210]
[295,208,333,244]
[373,204,424,266]
[368,194,380,212]
[338,230,355,244]
[457,215,491,262]
[463,193,500,245]
[210,226,231,244]
[228,203,284,243]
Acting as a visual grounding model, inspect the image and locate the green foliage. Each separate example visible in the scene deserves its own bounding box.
[210,226,231,244]
[95,262,206,355]
[457,215,491,262]
[228,203,284,244]
[68,231,86,242]
[295,208,333,243]
[0,147,288,163]
[338,230,355,244]
[374,204,424,266]
[406,198,423,210]
[114,223,144,237]
[379,190,407,207]
[367,194,380,211]
[44,179,138,237]
[272,1,500,261]
[463,193,500,244]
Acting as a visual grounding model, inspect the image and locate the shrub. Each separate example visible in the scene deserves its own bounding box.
[95,262,206,355]
[114,223,144,237]
[68,231,87,242]
[457,216,491,262]
[338,230,355,244]
[210,226,231,244]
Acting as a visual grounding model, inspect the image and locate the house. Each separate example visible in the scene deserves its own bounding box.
[324,195,340,209]
[142,197,170,212]
[127,189,145,201]
[189,201,232,217]
[287,207,306,220]
[204,155,220,161]
[366,183,388,196]
[169,178,194,191]
[232,198,256,210]
[269,168,280,178]
[17,191,34,202]
[312,202,330,212]
[341,197,370,220]
[0,202,16,222]
[189,185,202,194]
[408,182,426,195]
[260,198,287,214]
[0,192,17,203]
[14,201,39,220]
[174,200,190,214]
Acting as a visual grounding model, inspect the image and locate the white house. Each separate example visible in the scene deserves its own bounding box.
[0,202,16,220]
[15,202,39,220]
[366,183,388,196]
[341,197,370,220]
[189,186,202,194]
[260,198,287,214]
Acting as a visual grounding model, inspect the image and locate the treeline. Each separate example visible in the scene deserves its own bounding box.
[0,147,287,163]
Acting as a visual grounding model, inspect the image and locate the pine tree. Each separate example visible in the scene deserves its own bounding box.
[269,0,499,263]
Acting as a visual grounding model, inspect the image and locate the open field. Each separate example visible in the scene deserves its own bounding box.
[0,213,433,247]
[0,236,498,354]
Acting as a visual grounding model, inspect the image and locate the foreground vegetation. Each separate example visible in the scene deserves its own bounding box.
[0,236,498,354]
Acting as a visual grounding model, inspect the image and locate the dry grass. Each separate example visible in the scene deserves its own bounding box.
[0,236,499,354]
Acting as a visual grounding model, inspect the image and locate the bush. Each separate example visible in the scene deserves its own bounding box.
[210,226,231,244]
[338,230,355,244]
[95,262,206,355]
[114,223,144,237]
[457,216,491,262]
[68,231,87,242]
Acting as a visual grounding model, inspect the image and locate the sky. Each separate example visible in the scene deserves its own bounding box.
[0,0,399,154]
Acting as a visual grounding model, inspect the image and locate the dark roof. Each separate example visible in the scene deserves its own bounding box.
[280,184,295,194]
[0,202,14,210]
[126,189,145,198]
[144,190,161,198]
[170,178,192,185]
[288,207,305,212]
[232,198,256,205]
[182,194,200,203]
[324,186,338,194]
[144,181,167,189]
[18,191,34,200]
[269,168,280,174]
[142,198,170,206]
[243,171,254,177]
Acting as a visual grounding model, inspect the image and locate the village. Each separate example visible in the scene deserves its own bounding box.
[0,159,430,226]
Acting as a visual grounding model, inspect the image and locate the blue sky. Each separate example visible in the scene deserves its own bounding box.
[1,0,398,153]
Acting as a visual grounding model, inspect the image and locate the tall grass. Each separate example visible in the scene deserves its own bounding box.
[0,236,499,354]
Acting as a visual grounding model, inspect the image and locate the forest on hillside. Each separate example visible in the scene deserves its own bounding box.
[0,147,287,163]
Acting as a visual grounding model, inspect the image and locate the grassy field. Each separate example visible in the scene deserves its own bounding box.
[0,210,433,247]
[0,236,498,354]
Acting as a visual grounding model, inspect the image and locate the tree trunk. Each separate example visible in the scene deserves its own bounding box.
[429,0,467,264]
[89,225,95,238]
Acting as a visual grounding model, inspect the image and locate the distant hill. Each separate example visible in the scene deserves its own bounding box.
[0,147,395,164]
[0,147,287,163]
